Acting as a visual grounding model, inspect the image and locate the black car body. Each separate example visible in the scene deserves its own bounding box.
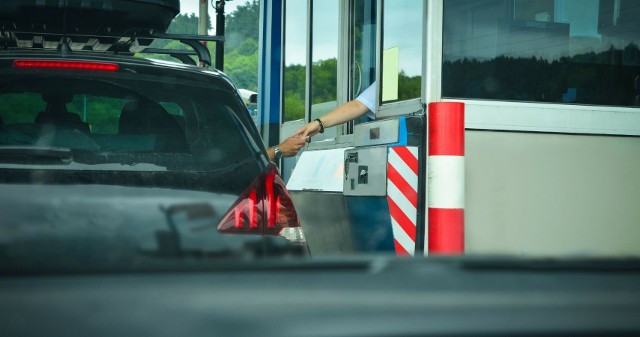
[1,3,640,337]
[0,0,307,273]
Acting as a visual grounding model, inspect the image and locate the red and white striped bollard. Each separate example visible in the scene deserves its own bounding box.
[427,102,465,254]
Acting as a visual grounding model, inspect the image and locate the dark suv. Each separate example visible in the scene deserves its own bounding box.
[0,0,307,273]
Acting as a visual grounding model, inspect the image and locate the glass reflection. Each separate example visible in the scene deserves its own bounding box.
[311,0,340,139]
[351,0,377,127]
[352,0,377,99]
[443,0,640,107]
[283,0,308,123]
[382,0,423,103]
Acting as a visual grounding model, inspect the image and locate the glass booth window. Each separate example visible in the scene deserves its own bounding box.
[381,0,423,104]
[443,0,640,108]
[283,0,308,123]
[350,0,377,127]
[310,0,340,139]
[352,0,377,99]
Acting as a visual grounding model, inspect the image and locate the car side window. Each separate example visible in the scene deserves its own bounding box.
[0,93,46,124]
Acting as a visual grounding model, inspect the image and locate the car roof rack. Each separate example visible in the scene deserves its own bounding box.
[0,0,227,70]
[0,29,225,70]
[140,33,224,68]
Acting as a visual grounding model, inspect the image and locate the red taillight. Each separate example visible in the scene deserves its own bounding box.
[217,163,305,244]
[13,60,119,72]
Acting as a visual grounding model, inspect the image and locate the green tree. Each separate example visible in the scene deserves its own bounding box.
[223,0,260,89]
[144,13,201,62]
[283,64,307,121]
[224,0,260,50]
[311,59,338,104]
[151,13,203,48]
[168,13,205,35]
[224,39,259,90]
[141,3,261,89]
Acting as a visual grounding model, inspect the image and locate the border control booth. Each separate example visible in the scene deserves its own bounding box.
[286,115,425,255]
[258,0,640,258]
[271,0,428,256]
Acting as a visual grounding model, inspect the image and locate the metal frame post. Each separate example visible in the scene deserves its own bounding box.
[258,0,283,147]
[215,0,226,71]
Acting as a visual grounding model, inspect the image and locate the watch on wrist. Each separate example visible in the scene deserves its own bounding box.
[273,145,282,160]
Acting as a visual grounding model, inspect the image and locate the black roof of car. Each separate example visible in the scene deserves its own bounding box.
[0,0,222,67]
[0,0,180,34]
[0,0,224,67]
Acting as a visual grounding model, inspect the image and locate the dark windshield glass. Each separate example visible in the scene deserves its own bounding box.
[0,66,295,272]
[0,73,256,172]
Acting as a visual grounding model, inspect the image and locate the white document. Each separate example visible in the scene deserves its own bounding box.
[286,147,353,192]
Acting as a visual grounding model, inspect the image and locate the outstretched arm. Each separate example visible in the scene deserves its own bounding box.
[267,136,308,161]
[292,99,370,139]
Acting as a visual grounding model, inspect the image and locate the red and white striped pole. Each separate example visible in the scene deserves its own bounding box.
[427,102,465,254]
[387,146,419,256]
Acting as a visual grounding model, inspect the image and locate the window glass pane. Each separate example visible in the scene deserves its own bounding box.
[352,0,377,99]
[381,0,423,103]
[350,0,377,126]
[311,0,339,138]
[283,0,308,123]
[0,73,255,173]
[443,0,640,107]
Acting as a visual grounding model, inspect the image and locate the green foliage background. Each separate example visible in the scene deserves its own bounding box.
[147,0,260,91]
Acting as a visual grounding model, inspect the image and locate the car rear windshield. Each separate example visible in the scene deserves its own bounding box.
[0,62,280,270]
[0,66,259,175]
